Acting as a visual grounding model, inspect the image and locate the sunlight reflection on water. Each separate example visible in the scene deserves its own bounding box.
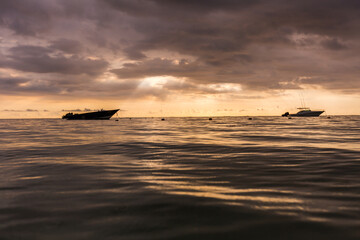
[0,116,360,239]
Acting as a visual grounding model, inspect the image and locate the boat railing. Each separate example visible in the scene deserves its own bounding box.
[297,107,324,111]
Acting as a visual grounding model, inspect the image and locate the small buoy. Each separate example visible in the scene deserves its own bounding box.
[129,118,132,120]
[327,116,331,119]
[209,118,212,120]
[288,117,292,119]
[248,117,252,120]
[161,118,165,121]
[115,119,119,121]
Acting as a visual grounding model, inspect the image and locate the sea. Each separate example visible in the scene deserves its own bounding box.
[0,116,359,240]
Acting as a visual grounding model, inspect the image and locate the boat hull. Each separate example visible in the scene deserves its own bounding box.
[62,109,119,120]
[289,111,324,117]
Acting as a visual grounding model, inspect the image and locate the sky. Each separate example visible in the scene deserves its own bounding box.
[0,0,359,118]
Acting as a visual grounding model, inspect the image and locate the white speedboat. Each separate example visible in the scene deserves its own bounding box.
[282,108,324,117]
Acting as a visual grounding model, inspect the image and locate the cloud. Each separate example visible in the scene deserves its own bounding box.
[104,0,360,92]
[1,45,109,75]
[50,38,84,54]
[0,0,53,36]
[1,109,49,112]
[111,58,202,79]
[104,0,359,57]
[61,108,98,112]
[0,75,60,95]
[123,47,147,60]
[0,0,360,100]
[321,38,347,50]
[111,57,255,85]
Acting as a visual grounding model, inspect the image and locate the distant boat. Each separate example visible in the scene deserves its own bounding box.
[62,109,119,120]
[282,108,324,117]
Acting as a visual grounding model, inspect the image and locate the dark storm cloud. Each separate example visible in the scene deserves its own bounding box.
[0,76,60,95]
[103,0,360,50]
[0,0,53,36]
[103,0,360,91]
[0,76,28,87]
[50,39,84,54]
[1,45,108,75]
[0,0,360,98]
[123,47,147,60]
[321,38,347,51]
[104,0,260,16]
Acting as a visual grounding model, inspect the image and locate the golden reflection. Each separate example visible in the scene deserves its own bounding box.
[152,189,302,204]
[145,180,294,194]
[305,217,331,223]
[19,176,44,180]
[139,175,343,224]
[140,175,204,180]
[141,178,302,205]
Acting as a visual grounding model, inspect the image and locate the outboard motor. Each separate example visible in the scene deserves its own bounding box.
[62,112,73,119]
[282,112,289,117]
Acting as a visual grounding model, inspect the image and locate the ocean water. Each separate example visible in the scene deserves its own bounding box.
[0,116,360,239]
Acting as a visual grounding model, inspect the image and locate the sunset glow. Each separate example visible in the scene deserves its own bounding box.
[0,0,359,118]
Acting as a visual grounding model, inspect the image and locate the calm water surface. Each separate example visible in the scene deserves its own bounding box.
[1,116,360,239]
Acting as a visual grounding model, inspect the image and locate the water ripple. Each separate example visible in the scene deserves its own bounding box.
[0,116,359,239]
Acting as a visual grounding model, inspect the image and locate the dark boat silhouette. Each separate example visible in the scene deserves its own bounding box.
[62,109,119,120]
[282,108,324,117]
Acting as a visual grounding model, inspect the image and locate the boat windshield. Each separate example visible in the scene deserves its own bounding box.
[297,107,311,112]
